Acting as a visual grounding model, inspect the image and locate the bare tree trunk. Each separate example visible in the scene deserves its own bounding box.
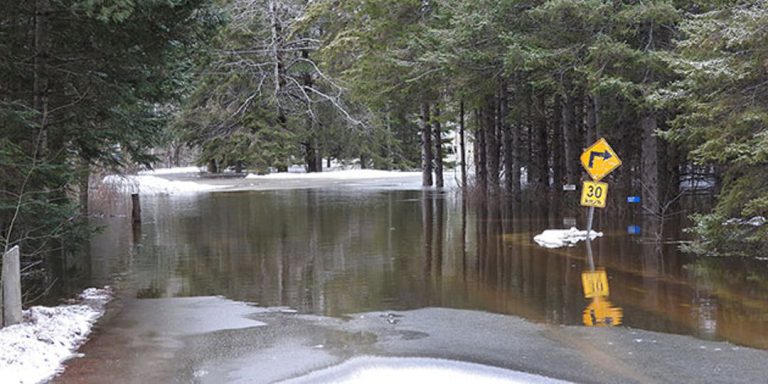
[552,94,564,190]
[304,140,319,172]
[586,94,597,145]
[499,79,518,197]
[34,0,50,155]
[433,103,444,188]
[485,94,500,194]
[561,90,579,185]
[301,46,320,173]
[78,157,89,217]
[641,114,660,214]
[530,92,548,192]
[459,100,467,189]
[315,138,323,172]
[475,109,487,192]
[269,0,289,172]
[421,103,433,187]
[663,141,681,207]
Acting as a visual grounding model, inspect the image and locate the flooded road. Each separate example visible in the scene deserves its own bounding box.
[52,183,768,382]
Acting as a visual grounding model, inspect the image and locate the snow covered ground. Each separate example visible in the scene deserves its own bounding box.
[137,166,204,175]
[102,174,222,195]
[533,228,603,248]
[281,356,571,384]
[102,167,433,195]
[0,287,112,384]
[245,169,422,180]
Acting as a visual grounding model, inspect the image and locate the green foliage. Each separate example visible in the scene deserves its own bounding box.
[1,0,219,283]
[666,1,768,254]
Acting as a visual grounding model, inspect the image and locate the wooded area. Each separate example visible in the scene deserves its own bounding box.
[1,0,767,276]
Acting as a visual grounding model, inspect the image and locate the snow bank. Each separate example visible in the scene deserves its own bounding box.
[102,175,221,195]
[281,356,570,384]
[533,227,603,248]
[245,169,422,180]
[0,287,112,384]
[137,166,204,175]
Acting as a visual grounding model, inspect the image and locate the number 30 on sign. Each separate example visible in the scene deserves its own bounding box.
[581,181,608,208]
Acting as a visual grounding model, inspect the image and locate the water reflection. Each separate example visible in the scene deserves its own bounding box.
[581,240,623,327]
[58,189,768,349]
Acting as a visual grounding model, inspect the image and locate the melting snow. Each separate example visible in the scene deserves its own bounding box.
[102,175,221,195]
[533,228,603,248]
[0,287,112,384]
[280,356,571,384]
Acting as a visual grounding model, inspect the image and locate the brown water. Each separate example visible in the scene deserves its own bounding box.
[53,188,768,350]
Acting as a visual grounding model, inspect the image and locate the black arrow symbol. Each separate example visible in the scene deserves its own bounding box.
[588,150,612,168]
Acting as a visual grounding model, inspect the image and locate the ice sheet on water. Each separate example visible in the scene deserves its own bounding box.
[279,356,571,384]
[533,227,603,248]
[0,287,112,384]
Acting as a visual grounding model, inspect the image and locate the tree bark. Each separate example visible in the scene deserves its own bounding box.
[530,92,548,191]
[459,100,467,189]
[421,103,433,187]
[552,94,564,190]
[586,94,597,144]
[304,140,319,172]
[485,94,500,193]
[499,79,518,197]
[78,156,89,217]
[433,103,444,188]
[269,0,288,172]
[561,90,579,185]
[34,0,50,155]
[641,114,660,214]
[475,109,487,192]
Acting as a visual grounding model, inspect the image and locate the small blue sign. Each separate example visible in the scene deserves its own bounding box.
[627,225,641,235]
[627,196,641,203]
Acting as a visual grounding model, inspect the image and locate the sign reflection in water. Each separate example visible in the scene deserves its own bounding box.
[581,242,623,327]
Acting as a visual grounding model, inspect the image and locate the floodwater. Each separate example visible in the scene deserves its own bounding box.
[53,186,768,353]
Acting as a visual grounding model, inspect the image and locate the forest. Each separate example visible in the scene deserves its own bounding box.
[1,0,767,282]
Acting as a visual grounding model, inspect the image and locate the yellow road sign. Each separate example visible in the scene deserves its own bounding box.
[580,138,622,181]
[583,297,623,327]
[582,269,609,298]
[580,181,608,208]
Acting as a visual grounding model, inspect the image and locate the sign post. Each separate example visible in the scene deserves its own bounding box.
[580,138,622,235]
[578,138,624,327]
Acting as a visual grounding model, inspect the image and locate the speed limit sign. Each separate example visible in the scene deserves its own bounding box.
[580,181,608,208]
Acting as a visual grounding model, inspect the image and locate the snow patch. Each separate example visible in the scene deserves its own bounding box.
[723,216,766,227]
[137,166,204,175]
[533,228,603,248]
[280,356,571,384]
[245,169,422,181]
[0,287,112,384]
[102,174,221,195]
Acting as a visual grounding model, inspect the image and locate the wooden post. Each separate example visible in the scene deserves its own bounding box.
[131,193,141,223]
[2,246,22,327]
